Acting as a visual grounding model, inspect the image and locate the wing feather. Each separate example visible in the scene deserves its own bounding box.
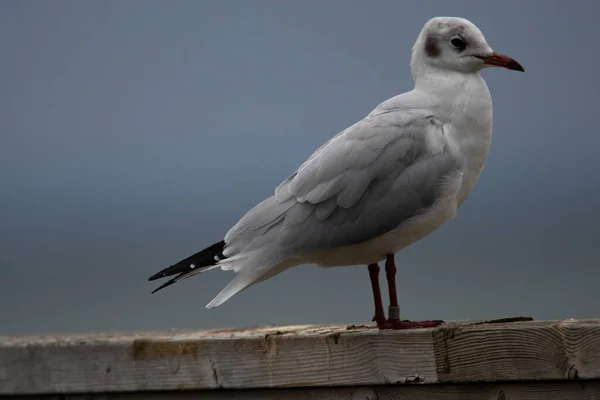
[225,105,463,260]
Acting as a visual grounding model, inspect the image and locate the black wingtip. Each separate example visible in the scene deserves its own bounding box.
[147,240,227,291]
[151,277,178,294]
[148,268,173,282]
[147,240,226,282]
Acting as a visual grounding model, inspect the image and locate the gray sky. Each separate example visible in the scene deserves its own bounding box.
[1,0,598,335]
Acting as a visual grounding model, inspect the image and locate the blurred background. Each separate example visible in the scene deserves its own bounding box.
[1,0,598,335]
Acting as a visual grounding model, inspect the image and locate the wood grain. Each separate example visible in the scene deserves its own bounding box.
[433,319,600,382]
[0,324,436,395]
[34,382,600,400]
[2,319,600,397]
[377,381,600,400]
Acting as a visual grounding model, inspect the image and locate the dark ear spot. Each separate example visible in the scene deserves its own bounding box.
[424,35,440,57]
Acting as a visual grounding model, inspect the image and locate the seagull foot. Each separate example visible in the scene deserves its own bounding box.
[372,314,392,330]
[388,319,445,330]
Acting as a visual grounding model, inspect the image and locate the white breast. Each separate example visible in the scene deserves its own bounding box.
[453,76,493,206]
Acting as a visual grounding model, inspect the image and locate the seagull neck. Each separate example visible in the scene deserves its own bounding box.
[412,65,483,96]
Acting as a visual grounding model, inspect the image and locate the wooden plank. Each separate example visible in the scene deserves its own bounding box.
[37,381,600,400]
[1,319,600,396]
[0,324,437,395]
[377,381,600,400]
[433,318,600,383]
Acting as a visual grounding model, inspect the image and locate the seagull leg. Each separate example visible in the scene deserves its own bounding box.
[385,254,401,324]
[385,254,444,330]
[368,263,390,329]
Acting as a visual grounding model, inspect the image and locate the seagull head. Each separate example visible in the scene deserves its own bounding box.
[411,17,524,78]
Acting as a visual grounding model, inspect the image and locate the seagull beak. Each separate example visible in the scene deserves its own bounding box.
[476,52,524,72]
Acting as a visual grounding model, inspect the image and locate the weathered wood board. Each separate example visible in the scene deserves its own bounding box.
[1,319,600,397]
[22,382,600,400]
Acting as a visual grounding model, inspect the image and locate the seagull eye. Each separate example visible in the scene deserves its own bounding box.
[450,37,467,51]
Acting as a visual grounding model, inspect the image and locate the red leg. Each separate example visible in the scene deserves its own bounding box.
[384,254,444,330]
[385,254,400,322]
[368,263,390,329]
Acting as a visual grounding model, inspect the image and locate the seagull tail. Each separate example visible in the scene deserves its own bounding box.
[148,240,226,294]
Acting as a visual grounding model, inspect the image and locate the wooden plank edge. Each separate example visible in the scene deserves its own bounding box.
[2,318,600,396]
[13,381,600,400]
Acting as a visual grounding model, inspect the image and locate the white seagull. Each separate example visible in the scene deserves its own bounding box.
[149,16,524,329]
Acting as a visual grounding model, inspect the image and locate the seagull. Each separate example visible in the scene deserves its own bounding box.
[148,16,524,329]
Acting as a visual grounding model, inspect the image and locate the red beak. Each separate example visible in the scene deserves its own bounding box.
[476,52,524,72]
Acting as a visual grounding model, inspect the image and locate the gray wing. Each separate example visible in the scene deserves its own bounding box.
[224,109,463,257]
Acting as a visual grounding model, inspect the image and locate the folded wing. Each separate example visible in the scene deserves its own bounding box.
[226,108,463,259]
